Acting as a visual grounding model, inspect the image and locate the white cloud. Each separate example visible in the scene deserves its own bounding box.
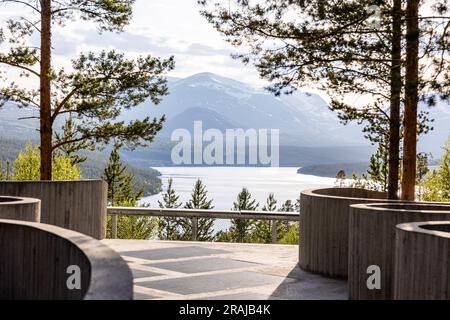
[0,0,336,102]
[0,0,268,87]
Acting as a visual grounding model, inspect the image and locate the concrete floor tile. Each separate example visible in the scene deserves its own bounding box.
[147,257,258,274]
[121,246,229,261]
[138,271,284,295]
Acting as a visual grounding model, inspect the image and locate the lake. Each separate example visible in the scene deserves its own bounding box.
[142,168,335,223]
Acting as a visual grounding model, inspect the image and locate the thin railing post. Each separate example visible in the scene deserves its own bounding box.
[271,220,277,244]
[112,214,118,239]
[192,217,198,241]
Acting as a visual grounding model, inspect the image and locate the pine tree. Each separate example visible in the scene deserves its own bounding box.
[295,196,301,213]
[349,173,369,189]
[1,161,11,180]
[278,224,300,245]
[0,161,6,180]
[225,188,259,243]
[251,193,284,244]
[263,194,277,211]
[181,179,216,241]
[388,0,403,200]
[103,144,142,206]
[280,198,301,245]
[280,200,295,212]
[421,139,450,202]
[279,200,296,236]
[103,144,156,240]
[335,170,347,187]
[416,152,430,200]
[158,178,182,240]
[0,0,174,180]
[367,144,389,192]
[54,118,88,165]
[401,0,420,200]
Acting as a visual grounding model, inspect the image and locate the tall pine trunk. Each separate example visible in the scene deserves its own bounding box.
[40,0,53,180]
[401,0,420,200]
[388,0,402,200]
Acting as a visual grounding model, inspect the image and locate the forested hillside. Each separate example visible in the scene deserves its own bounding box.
[0,139,162,196]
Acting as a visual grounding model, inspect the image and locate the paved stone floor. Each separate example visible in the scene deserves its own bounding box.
[102,240,348,300]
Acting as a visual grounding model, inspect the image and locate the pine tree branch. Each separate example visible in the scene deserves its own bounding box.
[51,134,97,152]
[0,59,40,77]
[52,85,82,121]
[0,0,40,13]
[226,11,378,40]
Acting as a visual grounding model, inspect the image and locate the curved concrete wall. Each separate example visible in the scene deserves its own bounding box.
[0,180,107,239]
[0,196,40,222]
[394,221,450,300]
[349,203,450,300]
[0,219,133,300]
[299,188,387,278]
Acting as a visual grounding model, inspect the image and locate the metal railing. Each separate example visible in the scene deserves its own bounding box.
[107,207,300,244]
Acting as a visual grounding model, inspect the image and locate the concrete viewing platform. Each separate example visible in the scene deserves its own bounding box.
[102,240,348,300]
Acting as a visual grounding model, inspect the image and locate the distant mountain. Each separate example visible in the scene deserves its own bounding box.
[0,103,39,139]
[160,107,241,134]
[119,72,449,156]
[117,144,374,168]
[0,102,65,140]
[298,162,370,178]
[120,72,369,147]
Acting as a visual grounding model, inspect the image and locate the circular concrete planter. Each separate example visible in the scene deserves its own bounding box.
[349,203,450,300]
[299,188,387,278]
[394,221,450,300]
[0,196,40,222]
[0,180,107,239]
[0,219,133,300]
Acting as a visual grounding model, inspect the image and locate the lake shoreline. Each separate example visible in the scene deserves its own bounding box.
[142,167,335,210]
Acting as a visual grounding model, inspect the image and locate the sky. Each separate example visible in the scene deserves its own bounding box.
[0,0,266,85]
[0,0,373,105]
